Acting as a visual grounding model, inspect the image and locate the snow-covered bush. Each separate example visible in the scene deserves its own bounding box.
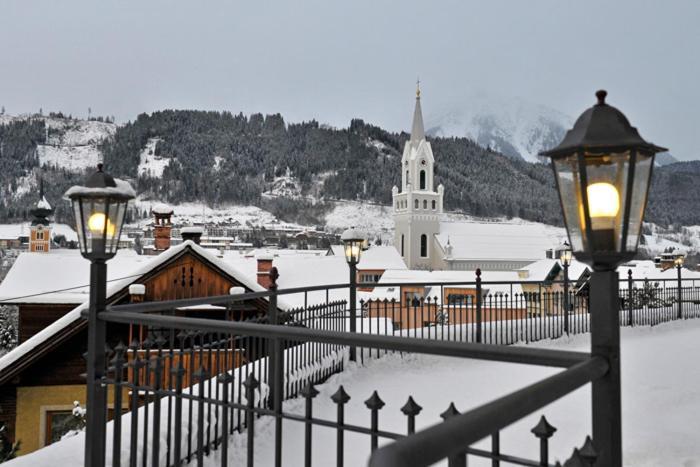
[56,402,87,441]
[0,422,19,463]
[0,306,18,354]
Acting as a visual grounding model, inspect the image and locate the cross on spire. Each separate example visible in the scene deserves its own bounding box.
[416,78,421,98]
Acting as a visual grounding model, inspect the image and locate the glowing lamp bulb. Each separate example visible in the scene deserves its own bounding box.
[87,212,115,236]
[587,182,620,221]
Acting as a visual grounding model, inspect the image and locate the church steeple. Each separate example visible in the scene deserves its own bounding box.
[410,80,425,144]
[29,177,53,253]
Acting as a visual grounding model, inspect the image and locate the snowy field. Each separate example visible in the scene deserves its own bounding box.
[204,319,700,466]
[9,319,700,467]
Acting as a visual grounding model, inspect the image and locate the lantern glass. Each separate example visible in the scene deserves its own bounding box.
[343,240,363,264]
[73,196,128,259]
[554,150,639,258]
[625,152,653,251]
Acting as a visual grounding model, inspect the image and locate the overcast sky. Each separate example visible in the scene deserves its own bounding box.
[1,1,699,159]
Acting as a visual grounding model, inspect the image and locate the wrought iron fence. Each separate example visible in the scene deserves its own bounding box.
[83,271,700,466]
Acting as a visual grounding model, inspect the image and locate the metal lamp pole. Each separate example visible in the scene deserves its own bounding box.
[85,259,108,467]
[349,259,358,361]
[677,262,683,319]
[563,261,570,335]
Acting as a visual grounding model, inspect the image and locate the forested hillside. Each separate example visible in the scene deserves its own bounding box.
[0,110,697,228]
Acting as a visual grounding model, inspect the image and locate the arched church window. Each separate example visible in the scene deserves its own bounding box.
[419,170,426,190]
[414,199,419,209]
[401,235,405,256]
[420,234,428,258]
[423,200,427,209]
[432,200,436,210]
[406,171,409,184]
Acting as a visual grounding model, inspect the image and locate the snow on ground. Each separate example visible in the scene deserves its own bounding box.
[324,201,394,243]
[212,319,700,466]
[130,201,306,230]
[138,138,170,178]
[37,144,100,172]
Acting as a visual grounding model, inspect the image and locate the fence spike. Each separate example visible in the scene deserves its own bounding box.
[440,402,460,420]
[531,415,557,438]
[563,448,586,467]
[578,436,597,465]
[331,385,351,404]
[300,383,319,399]
[401,396,423,416]
[364,391,385,410]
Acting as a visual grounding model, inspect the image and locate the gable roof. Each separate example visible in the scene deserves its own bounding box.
[436,220,564,261]
[0,241,271,385]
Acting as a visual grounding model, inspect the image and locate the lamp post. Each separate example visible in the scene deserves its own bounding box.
[65,164,135,467]
[675,255,685,319]
[341,227,366,362]
[559,241,573,334]
[540,90,666,466]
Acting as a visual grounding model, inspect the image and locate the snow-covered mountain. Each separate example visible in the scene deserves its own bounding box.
[425,94,572,163]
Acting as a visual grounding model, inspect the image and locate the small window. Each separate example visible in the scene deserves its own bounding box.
[423,200,427,209]
[414,199,419,209]
[432,200,436,210]
[419,170,426,190]
[401,235,405,256]
[420,234,428,258]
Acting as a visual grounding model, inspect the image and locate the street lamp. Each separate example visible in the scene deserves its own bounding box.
[341,227,366,361]
[540,90,666,466]
[65,164,135,467]
[559,241,572,334]
[675,254,685,319]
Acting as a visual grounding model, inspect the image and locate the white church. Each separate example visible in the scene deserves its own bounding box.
[392,86,563,271]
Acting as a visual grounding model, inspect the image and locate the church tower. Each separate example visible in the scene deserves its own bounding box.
[29,180,53,253]
[392,83,444,269]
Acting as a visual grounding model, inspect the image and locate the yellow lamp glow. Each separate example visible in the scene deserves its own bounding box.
[587,182,619,224]
[87,212,116,236]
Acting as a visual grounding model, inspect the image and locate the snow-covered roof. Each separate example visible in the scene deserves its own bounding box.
[0,222,78,242]
[618,260,700,288]
[518,258,589,282]
[0,241,271,379]
[436,220,564,261]
[368,269,524,303]
[357,245,406,270]
[0,249,150,304]
[223,253,352,309]
[244,248,327,258]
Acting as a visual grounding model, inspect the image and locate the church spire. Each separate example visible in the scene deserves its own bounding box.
[410,79,425,144]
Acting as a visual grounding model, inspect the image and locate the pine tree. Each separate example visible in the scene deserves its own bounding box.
[0,306,17,353]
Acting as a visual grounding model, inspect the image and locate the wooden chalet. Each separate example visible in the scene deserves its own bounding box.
[0,239,278,456]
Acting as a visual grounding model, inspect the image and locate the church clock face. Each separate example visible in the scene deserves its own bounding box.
[420,159,427,166]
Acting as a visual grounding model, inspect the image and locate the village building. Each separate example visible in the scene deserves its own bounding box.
[0,237,280,456]
[392,87,561,271]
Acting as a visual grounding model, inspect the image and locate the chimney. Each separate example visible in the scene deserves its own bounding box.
[256,254,274,289]
[181,226,203,245]
[152,204,174,251]
[129,284,146,303]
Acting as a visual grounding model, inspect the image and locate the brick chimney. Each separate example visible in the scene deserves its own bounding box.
[181,226,203,245]
[256,254,274,289]
[152,204,174,251]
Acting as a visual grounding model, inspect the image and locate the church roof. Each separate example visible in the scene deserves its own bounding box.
[410,92,425,144]
[436,220,564,261]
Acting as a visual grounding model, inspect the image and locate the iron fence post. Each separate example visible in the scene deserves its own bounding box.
[85,259,108,467]
[627,270,633,327]
[563,262,570,335]
[267,267,283,467]
[677,265,683,319]
[590,269,622,466]
[349,261,358,361]
[476,269,482,343]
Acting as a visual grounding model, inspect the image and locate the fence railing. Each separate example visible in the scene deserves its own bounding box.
[83,271,700,466]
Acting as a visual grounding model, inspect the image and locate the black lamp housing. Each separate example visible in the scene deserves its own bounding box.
[65,164,136,260]
[540,90,667,270]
